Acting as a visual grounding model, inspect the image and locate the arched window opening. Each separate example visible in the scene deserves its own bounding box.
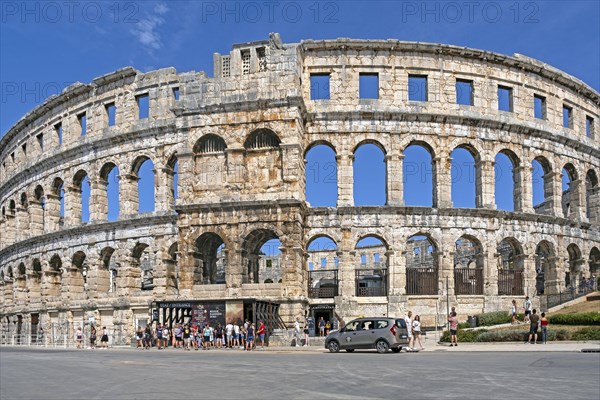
[497,238,524,295]
[133,157,155,213]
[244,129,280,149]
[166,154,179,204]
[99,247,117,294]
[73,170,90,224]
[241,229,281,284]
[305,144,337,207]
[71,251,88,295]
[354,143,386,206]
[535,241,555,295]
[566,243,583,290]
[307,236,339,298]
[495,151,519,211]
[532,157,553,215]
[451,147,478,208]
[562,164,578,218]
[454,236,483,295]
[166,243,179,290]
[46,254,63,297]
[586,170,599,222]
[355,236,388,296]
[406,235,438,295]
[589,248,600,290]
[403,144,434,207]
[194,134,227,154]
[132,243,154,290]
[100,163,120,221]
[34,185,46,233]
[51,178,65,225]
[194,233,227,285]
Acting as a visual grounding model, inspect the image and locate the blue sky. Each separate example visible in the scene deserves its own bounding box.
[1,0,598,242]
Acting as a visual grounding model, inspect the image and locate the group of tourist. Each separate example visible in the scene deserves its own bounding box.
[135,319,267,351]
[74,326,110,349]
[403,310,425,351]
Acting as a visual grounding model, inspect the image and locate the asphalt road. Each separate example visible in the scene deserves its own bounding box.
[1,347,599,400]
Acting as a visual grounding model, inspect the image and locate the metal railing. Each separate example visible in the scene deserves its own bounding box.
[308,270,338,298]
[355,269,387,297]
[406,269,438,295]
[0,323,131,348]
[540,286,598,311]
[498,270,524,296]
[454,268,483,295]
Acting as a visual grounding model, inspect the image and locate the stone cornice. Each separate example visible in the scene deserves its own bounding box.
[0,212,177,261]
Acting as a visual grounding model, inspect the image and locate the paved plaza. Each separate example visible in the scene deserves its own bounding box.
[1,345,599,400]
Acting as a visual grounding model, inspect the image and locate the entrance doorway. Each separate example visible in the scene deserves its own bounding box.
[310,305,335,337]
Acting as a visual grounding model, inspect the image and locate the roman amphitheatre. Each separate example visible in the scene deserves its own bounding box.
[0,33,598,344]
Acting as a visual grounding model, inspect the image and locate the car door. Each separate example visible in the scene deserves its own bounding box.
[352,320,377,349]
[395,318,409,344]
[337,320,361,349]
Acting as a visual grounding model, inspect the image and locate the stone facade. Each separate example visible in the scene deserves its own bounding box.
[1,33,599,336]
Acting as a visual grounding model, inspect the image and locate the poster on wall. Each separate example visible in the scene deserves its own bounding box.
[226,301,244,325]
[192,302,226,327]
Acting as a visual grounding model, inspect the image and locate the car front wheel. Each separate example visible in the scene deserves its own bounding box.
[376,340,389,354]
[328,340,340,353]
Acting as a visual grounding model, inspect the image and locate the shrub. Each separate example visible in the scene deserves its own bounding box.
[571,327,600,340]
[476,311,512,326]
[457,322,471,330]
[440,329,486,342]
[548,312,600,326]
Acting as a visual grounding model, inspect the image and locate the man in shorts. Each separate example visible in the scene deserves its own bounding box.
[524,296,532,323]
[527,309,540,344]
[404,311,413,350]
[182,324,191,350]
[257,320,266,349]
[156,323,163,349]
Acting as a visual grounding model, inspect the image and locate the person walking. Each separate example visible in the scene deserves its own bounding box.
[156,323,163,349]
[75,327,83,349]
[511,300,518,324]
[524,296,532,323]
[318,317,325,337]
[303,319,310,347]
[448,311,459,347]
[404,311,413,350]
[412,315,424,350]
[540,312,549,344]
[294,318,302,347]
[527,309,540,344]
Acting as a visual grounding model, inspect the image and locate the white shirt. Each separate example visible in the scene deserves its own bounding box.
[524,299,532,311]
[294,320,300,332]
[234,325,240,334]
[226,323,233,335]
[404,316,412,335]
[412,320,421,332]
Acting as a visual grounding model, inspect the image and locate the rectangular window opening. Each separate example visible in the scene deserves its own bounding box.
[78,113,87,136]
[359,72,379,99]
[36,133,44,151]
[105,103,116,127]
[222,56,231,77]
[241,50,251,75]
[586,116,595,138]
[55,123,63,145]
[21,143,27,156]
[136,94,149,120]
[534,94,546,120]
[257,47,267,72]
[172,87,180,101]
[562,104,573,128]
[455,79,474,106]
[310,73,331,100]
[497,85,513,112]
[408,75,428,102]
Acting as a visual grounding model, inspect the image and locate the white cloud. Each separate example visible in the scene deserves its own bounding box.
[130,2,169,53]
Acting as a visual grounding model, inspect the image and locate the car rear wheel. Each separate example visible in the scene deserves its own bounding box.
[376,340,389,354]
[328,340,340,353]
[345,348,355,353]
[391,347,401,353]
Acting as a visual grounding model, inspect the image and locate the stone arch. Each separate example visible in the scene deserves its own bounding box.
[304,140,336,157]
[354,141,387,206]
[99,162,120,221]
[535,240,556,295]
[193,232,227,285]
[131,155,155,214]
[45,254,63,297]
[305,142,337,207]
[495,149,521,211]
[70,250,87,298]
[166,152,179,206]
[531,155,554,214]
[243,129,282,189]
[585,169,599,222]
[454,235,484,295]
[132,242,154,290]
[17,192,30,241]
[241,228,282,284]
[72,169,91,224]
[98,246,117,294]
[589,247,600,278]
[307,235,338,271]
[32,185,46,234]
[354,235,388,297]
[28,258,42,299]
[193,134,227,190]
[405,234,439,295]
[497,237,524,295]
[165,242,178,290]
[566,243,584,289]
[403,141,435,207]
[561,163,580,218]
[451,144,481,208]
